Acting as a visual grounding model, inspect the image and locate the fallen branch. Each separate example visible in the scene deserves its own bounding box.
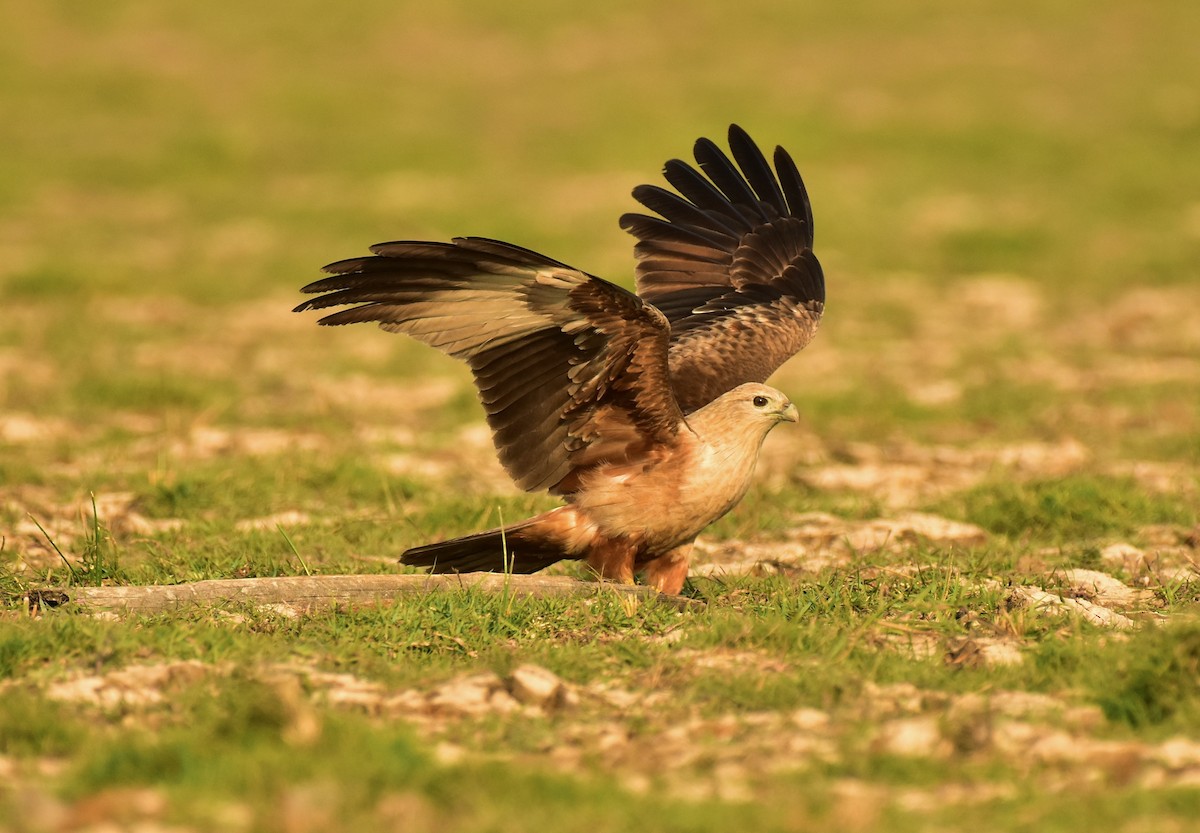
[32,573,704,615]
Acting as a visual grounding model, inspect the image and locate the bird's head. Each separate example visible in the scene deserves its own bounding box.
[721,383,799,426]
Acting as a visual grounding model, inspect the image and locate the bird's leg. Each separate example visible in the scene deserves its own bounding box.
[640,542,694,595]
[585,537,638,585]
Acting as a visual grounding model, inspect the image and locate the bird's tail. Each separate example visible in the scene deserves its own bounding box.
[400,511,579,574]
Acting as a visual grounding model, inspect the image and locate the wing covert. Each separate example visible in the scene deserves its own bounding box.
[296,237,683,494]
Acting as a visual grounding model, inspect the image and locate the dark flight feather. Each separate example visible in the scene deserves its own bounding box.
[619,125,826,412]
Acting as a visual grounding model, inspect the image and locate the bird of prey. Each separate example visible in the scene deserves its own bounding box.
[295,125,825,594]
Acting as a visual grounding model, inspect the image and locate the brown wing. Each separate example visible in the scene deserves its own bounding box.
[619,124,825,413]
[295,237,684,495]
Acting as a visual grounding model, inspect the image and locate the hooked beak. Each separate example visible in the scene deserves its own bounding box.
[779,401,799,423]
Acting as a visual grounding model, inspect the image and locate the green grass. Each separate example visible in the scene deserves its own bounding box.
[935,475,1197,544]
[2,0,1200,830]
[1091,622,1200,730]
[1,579,1199,830]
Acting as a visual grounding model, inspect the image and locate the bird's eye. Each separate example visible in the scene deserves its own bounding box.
[752,395,769,408]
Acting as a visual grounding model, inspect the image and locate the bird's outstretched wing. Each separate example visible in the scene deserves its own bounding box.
[619,124,825,413]
[295,237,684,495]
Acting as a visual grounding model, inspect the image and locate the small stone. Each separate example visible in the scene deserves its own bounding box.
[1099,542,1147,571]
[1060,569,1150,607]
[1033,735,1084,770]
[487,689,522,714]
[381,690,427,716]
[1173,769,1200,788]
[1155,737,1200,771]
[987,690,1063,720]
[257,603,300,620]
[976,638,1025,667]
[433,743,466,765]
[1007,586,1136,629]
[35,759,68,778]
[324,686,383,713]
[990,720,1041,756]
[559,686,581,709]
[874,717,950,758]
[621,774,651,794]
[1139,766,1169,789]
[594,686,640,709]
[1029,732,1142,770]
[428,673,501,715]
[790,708,832,731]
[508,664,565,708]
[594,723,630,752]
[861,682,927,716]
[122,512,185,536]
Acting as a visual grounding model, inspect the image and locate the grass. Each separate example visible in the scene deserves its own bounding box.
[935,475,1198,543]
[2,0,1200,830]
[1,576,1198,830]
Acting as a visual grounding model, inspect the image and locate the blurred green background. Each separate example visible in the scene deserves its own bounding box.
[2,0,1198,471]
[4,0,1198,299]
[2,0,1198,499]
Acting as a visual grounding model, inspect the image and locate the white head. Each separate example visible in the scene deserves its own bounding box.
[726,382,797,419]
[688,382,799,440]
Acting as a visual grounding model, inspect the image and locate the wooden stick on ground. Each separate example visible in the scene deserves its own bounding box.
[33,574,704,615]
